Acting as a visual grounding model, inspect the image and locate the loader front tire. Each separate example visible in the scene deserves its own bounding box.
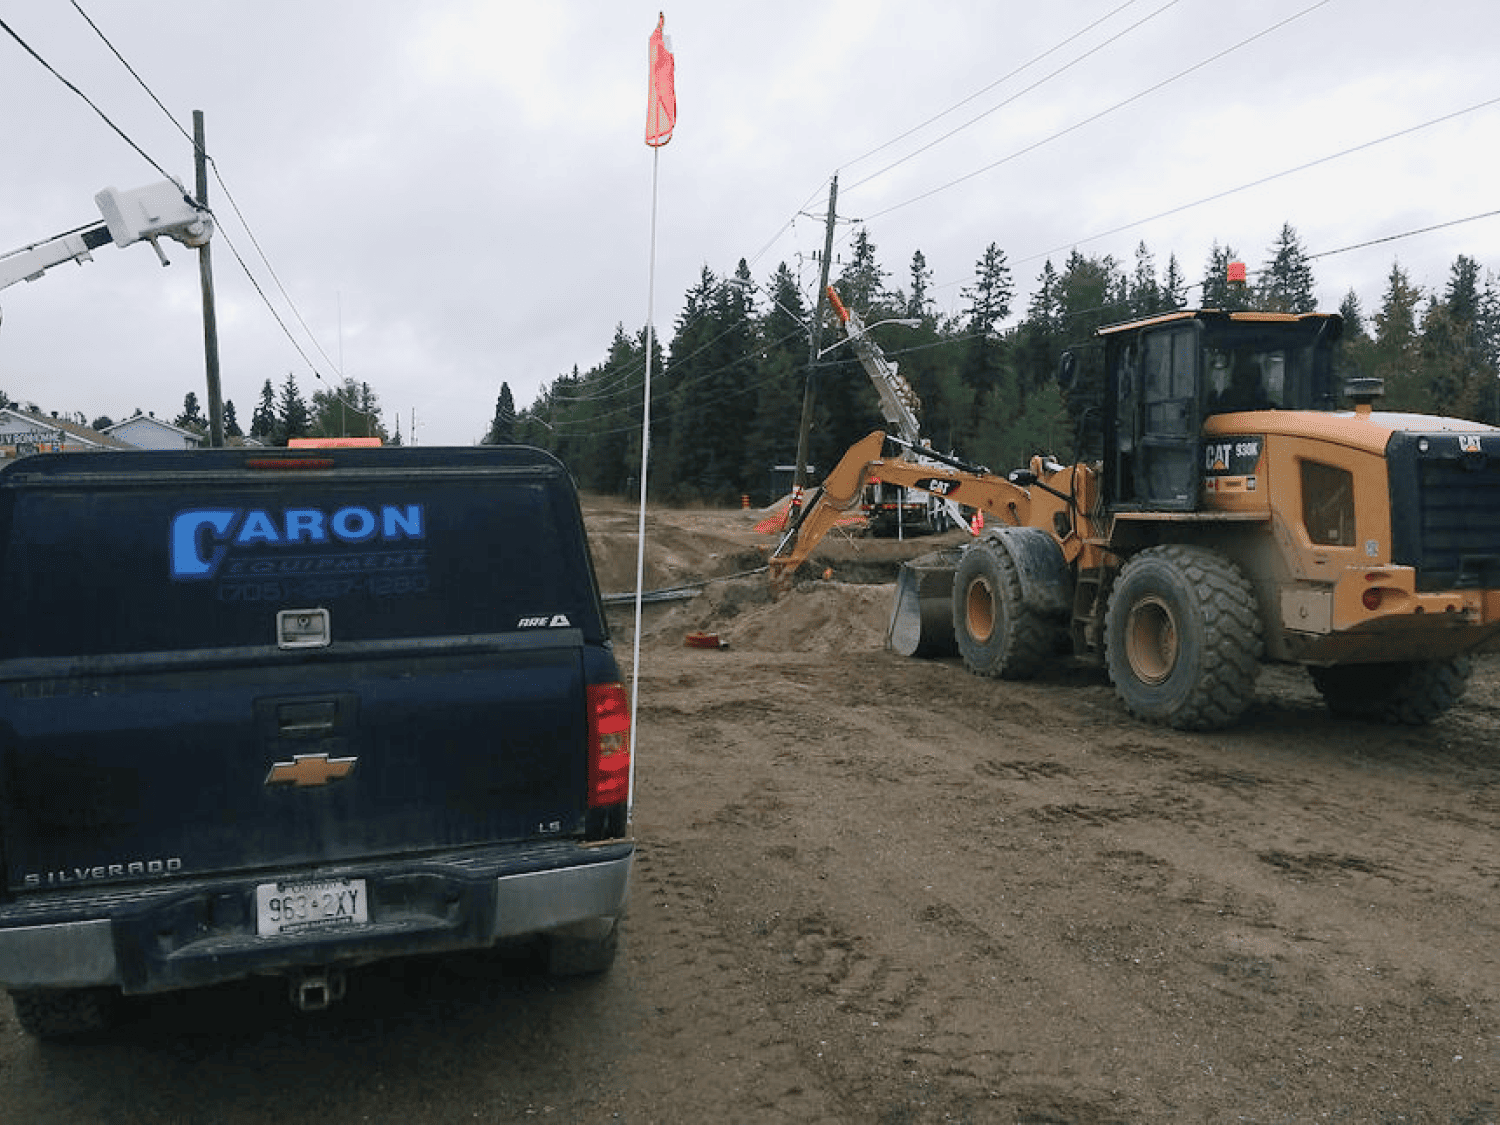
[1309,657,1472,725]
[1105,545,1262,730]
[952,538,1054,680]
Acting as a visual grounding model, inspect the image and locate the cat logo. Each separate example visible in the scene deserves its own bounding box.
[265,752,358,788]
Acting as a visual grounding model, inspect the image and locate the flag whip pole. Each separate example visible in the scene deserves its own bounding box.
[628,14,674,820]
[628,142,659,820]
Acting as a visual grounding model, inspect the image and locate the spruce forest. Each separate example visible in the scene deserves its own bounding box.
[495,222,1500,506]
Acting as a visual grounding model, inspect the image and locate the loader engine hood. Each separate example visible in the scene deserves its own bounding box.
[1203,409,1499,458]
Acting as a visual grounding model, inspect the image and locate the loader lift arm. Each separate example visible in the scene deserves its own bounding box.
[768,429,1046,583]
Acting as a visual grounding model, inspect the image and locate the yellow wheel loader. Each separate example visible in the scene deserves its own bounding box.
[770,309,1500,729]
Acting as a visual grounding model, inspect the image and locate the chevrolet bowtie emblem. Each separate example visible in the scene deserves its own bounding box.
[265,752,357,788]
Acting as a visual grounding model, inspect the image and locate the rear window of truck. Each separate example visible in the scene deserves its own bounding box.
[0,447,608,659]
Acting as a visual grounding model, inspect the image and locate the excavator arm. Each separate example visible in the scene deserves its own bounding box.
[768,430,1039,583]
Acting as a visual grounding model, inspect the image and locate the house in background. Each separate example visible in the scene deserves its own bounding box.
[104,413,204,451]
[0,408,132,460]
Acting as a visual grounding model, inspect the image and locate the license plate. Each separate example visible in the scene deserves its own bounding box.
[255,877,368,937]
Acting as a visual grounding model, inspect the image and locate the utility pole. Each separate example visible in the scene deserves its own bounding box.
[194,110,225,448]
[790,173,838,518]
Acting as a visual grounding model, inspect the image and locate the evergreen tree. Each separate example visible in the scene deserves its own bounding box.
[575,327,645,492]
[1257,223,1317,313]
[743,263,809,499]
[1129,242,1160,315]
[906,250,933,321]
[1419,255,1493,420]
[484,383,517,444]
[250,378,278,440]
[1371,262,1426,411]
[961,242,1014,339]
[90,415,114,432]
[662,266,762,503]
[1010,262,1064,442]
[1338,290,1367,340]
[224,400,243,438]
[1201,243,1249,311]
[176,391,204,431]
[278,372,311,444]
[1161,254,1189,310]
[310,377,384,440]
[837,226,890,317]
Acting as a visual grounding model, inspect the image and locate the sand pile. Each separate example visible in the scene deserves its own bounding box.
[608,576,896,656]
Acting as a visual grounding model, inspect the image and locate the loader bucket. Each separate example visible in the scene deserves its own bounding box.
[887,549,961,658]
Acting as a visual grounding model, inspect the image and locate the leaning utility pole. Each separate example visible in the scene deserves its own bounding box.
[194,110,225,448]
[789,173,838,517]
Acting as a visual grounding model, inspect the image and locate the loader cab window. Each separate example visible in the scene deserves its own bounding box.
[1206,348,1287,413]
[1132,324,1202,509]
[1301,460,1355,546]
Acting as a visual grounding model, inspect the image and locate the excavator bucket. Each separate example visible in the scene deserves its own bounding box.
[887,548,961,658]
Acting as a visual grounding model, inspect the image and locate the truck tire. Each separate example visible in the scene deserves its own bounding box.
[952,538,1055,680]
[1309,657,1472,725]
[544,924,619,976]
[1104,545,1262,730]
[8,987,120,1041]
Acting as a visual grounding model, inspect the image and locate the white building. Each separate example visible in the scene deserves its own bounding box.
[104,413,205,451]
[0,408,130,459]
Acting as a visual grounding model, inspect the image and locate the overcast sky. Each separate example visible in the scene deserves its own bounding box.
[1,1,1496,446]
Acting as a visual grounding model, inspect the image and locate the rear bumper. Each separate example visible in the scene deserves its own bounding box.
[0,840,632,995]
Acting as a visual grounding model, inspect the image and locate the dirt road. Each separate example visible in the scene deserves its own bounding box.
[0,500,1495,1123]
[604,499,1499,1122]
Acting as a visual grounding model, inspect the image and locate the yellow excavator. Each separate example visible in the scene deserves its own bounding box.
[771,303,1500,729]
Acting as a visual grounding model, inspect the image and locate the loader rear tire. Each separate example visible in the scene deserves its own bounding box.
[1309,657,1472,725]
[1105,545,1262,730]
[952,539,1054,680]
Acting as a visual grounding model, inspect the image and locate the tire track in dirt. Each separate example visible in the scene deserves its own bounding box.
[629,637,1499,1122]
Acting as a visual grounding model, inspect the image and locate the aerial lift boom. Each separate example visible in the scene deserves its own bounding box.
[0,178,212,323]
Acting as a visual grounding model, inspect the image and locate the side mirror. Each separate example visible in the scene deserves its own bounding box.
[1056,351,1078,392]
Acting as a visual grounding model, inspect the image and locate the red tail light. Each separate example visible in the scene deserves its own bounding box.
[586,683,631,808]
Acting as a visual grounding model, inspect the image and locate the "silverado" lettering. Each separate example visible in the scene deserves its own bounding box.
[170,504,426,580]
[24,857,183,888]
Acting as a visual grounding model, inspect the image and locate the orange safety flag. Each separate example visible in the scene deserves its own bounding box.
[645,14,676,146]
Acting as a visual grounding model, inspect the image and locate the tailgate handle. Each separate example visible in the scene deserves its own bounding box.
[277,700,339,739]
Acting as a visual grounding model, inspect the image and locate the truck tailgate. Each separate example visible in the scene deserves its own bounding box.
[1,637,592,892]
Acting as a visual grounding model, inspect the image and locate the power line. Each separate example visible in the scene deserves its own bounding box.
[67,1,193,148]
[857,0,1336,223]
[844,0,1180,194]
[1306,209,1500,263]
[840,0,1147,175]
[745,5,1164,282]
[1011,94,1500,271]
[63,2,376,423]
[0,13,185,193]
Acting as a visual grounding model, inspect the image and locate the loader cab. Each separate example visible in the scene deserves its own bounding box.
[1095,310,1342,511]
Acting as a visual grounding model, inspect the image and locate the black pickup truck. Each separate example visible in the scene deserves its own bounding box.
[0,444,632,1039]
